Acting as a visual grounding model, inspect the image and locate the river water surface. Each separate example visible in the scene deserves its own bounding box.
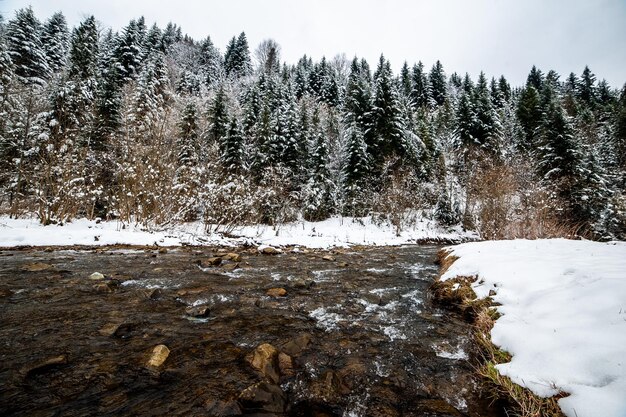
[0,245,499,416]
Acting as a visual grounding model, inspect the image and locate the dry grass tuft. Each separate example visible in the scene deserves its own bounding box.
[431,252,566,417]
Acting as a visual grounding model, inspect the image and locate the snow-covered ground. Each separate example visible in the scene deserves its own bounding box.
[0,216,475,248]
[441,239,626,417]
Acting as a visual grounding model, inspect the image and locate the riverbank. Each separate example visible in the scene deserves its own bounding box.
[434,239,626,417]
[0,216,477,249]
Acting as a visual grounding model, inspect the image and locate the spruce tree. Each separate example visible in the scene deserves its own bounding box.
[68,16,99,80]
[208,85,229,144]
[114,19,144,81]
[410,61,430,109]
[526,65,544,91]
[177,101,199,165]
[577,66,597,109]
[6,7,50,84]
[41,12,69,73]
[428,60,447,106]
[516,85,542,150]
[198,36,222,86]
[220,116,244,173]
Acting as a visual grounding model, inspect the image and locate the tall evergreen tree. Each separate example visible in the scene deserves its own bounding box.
[6,7,50,84]
[41,12,69,73]
[428,60,447,106]
[410,61,430,109]
[68,16,99,80]
[208,85,229,144]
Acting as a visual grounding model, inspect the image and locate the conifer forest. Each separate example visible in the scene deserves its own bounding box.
[1,7,625,240]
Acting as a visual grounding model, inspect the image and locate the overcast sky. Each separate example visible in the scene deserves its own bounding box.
[2,0,625,87]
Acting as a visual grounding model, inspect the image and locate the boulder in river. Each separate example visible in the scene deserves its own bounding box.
[185,305,210,318]
[238,381,286,414]
[281,333,312,357]
[21,262,55,272]
[221,253,242,262]
[23,355,67,377]
[222,263,239,271]
[204,399,242,416]
[89,272,105,280]
[200,257,222,267]
[278,352,294,378]
[247,343,280,383]
[266,288,287,297]
[146,344,170,369]
[322,255,335,262]
[259,245,281,255]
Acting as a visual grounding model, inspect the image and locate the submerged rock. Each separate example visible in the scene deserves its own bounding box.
[222,263,239,271]
[266,288,287,297]
[259,246,281,255]
[281,334,312,357]
[21,263,55,272]
[247,343,280,383]
[238,381,286,414]
[221,253,242,262]
[146,345,170,369]
[89,272,105,280]
[185,305,210,318]
[204,399,242,416]
[23,355,67,377]
[201,257,222,267]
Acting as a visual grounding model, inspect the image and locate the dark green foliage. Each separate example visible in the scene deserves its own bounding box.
[69,16,98,80]
[41,12,69,73]
[6,7,50,84]
[428,60,447,106]
[178,101,199,165]
[220,117,243,172]
[410,61,430,109]
[208,85,229,143]
[224,32,252,79]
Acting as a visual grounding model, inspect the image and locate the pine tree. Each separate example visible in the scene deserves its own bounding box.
[526,65,544,91]
[224,32,252,79]
[399,61,412,97]
[470,71,499,150]
[516,85,542,150]
[129,52,170,137]
[428,60,447,106]
[114,19,144,81]
[68,16,99,80]
[6,7,50,84]
[304,108,332,220]
[220,116,243,173]
[198,36,222,86]
[177,101,199,165]
[144,24,164,54]
[208,85,229,144]
[577,66,596,109]
[410,61,430,109]
[370,55,408,168]
[41,12,69,73]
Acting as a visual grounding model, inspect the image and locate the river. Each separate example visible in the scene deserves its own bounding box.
[0,245,499,416]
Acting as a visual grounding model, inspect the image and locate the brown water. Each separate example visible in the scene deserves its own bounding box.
[0,245,498,416]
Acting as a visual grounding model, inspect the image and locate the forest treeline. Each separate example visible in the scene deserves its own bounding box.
[0,7,625,239]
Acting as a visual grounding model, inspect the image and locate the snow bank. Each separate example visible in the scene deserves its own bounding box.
[0,216,475,249]
[441,239,626,417]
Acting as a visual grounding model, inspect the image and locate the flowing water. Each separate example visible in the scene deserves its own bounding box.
[0,245,499,416]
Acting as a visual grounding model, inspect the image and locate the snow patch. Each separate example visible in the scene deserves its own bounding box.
[441,239,626,417]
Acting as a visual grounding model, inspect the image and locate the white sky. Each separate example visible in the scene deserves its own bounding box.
[2,0,625,88]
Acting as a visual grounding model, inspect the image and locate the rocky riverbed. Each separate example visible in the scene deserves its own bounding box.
[0,245,500,416]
